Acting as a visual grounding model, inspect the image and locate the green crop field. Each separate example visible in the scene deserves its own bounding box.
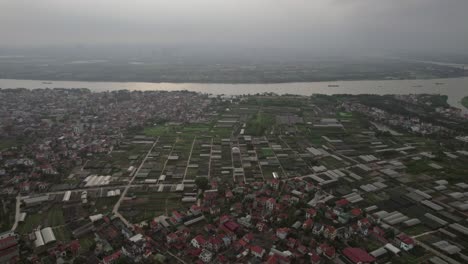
[339,112,353,118]
[261,148,274,157]
[246,112,275,136]
[17,213,43,234]
[46,206,65,226]
[53,226,73,242]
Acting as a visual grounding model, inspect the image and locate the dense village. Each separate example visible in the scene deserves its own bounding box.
[1,89,468,264]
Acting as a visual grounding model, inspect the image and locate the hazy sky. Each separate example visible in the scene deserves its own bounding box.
[1,0,467,54]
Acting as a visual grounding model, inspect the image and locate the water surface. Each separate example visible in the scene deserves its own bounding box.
[1,77,467,114]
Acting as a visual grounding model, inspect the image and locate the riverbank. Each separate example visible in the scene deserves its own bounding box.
[1,77,468,114]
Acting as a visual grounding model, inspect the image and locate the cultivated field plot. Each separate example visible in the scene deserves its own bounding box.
[120,187,193,223]
[162,136,194,183]
[0,198,15,233]
[185,136,212,180]
[17,205,73,242]
[238,137,263,182]
[84,139,154,184]
[145,123,214,137]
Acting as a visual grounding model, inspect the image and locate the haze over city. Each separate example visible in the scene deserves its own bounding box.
[1,0,468,56]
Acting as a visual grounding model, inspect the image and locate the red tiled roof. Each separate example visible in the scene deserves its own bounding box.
[250,245,265,255]
[266,255,278,264]
[306,208,317,216]
[342,247,376,263]
[351,208,362,216]
[397,233,415,245]
[103,250,121,263]
[359,218,370,225]
[188,248,202,257]
[303,218,314,228]
[310,251,320,262]
[238,239,248,247]
[193,235,206,244]
[0,236,17,251]
[69,240,80,253]
[336,198,349,206]
[243,233,254,242]
[320,243,336,258]
[223,221,240,232]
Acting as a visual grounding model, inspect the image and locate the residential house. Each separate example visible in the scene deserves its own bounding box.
[250,245,266,258]
[276,228,290,240]
[191,235,207,249]
[396,233,415,251]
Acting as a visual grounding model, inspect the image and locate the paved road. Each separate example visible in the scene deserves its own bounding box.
[165,251,187,264]
[11,195,21,231]
[112,137,159,228]
[19,184,142,198]
[18,182,181,201]
[412,230,439,239]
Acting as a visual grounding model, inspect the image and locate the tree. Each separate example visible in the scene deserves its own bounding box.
[195,177,209,191]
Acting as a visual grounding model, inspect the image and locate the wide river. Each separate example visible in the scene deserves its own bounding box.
[1,77,467,114]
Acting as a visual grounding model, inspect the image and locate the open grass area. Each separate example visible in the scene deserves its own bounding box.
[245,112,275,136]
[462,96,468,110]
[405,160,434,175]
[0,136,36,151]
[79,235,96,253]
[210,127,232,138]
[121,190,189,222]
[92,197,119,214]
[145,123,213,137]
[260,148,274,158]
[0,140,17,150]
[53,225,73,242]
[144,125,172,136]
[16,205,65,234]
[339,112,353,118]
[0,199,14,232]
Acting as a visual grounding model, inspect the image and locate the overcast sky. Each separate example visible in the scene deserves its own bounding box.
[1,0,467,55]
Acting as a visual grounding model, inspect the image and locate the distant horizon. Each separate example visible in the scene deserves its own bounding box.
[2,1,468,55]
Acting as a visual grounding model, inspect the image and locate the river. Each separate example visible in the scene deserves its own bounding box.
[1,77,467,114]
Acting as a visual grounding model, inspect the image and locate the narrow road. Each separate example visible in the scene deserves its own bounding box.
[165,251,187,264]
[157,139,177,184]
[411,229,439,239]
[254,145,265,181]
[112,137,159,228]
[182,137,197,182]
[268,136,287,179]
[11,195,21,231]
[234,139,247,184]
[207,138,213,179]
[18,183,182,200]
